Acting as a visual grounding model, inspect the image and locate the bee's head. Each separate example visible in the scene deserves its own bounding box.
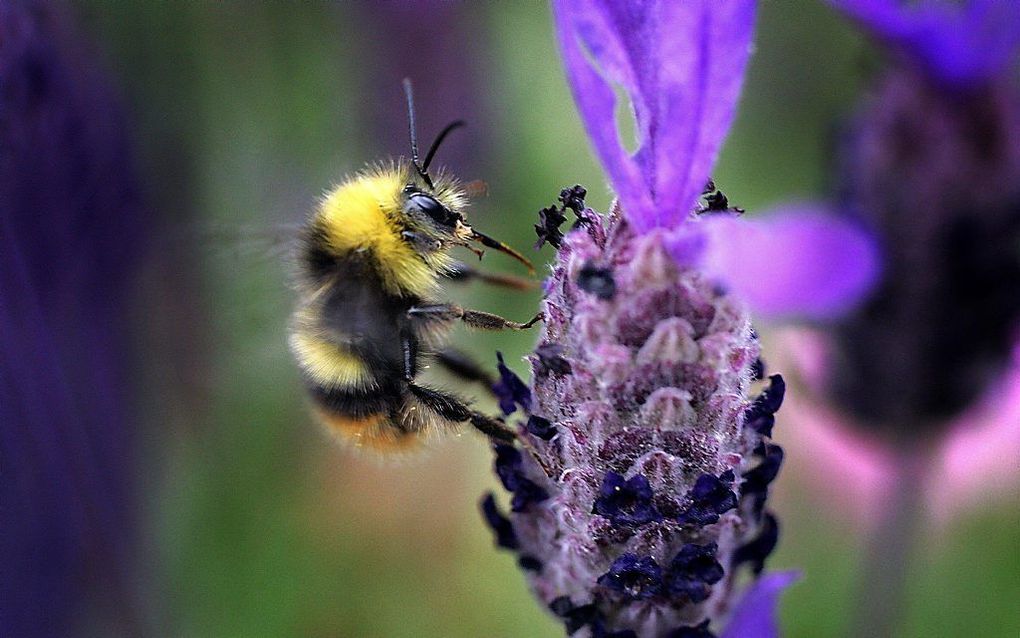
[402,185,465,239]
[401,184,534,273]
[398,79,533,273]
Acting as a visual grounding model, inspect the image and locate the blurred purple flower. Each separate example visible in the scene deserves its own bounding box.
[0,2,145,635]
[475,2,837,635]
[773,0,1020,520]
[830,0,1020,87]
[768,3,1020,634]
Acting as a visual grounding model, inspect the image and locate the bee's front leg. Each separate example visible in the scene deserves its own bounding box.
[444,262,537,291]
[401,230,442,254]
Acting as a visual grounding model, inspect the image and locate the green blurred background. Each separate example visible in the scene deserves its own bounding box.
[75,2,1018,636]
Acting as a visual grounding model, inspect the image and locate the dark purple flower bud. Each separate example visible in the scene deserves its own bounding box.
[750,357,766,381]
[549,597,599,635]
[704,190,731,212]
[664,543,725,603]
[518,555,543,572]
[597,553,664,600]
[578,263,617,300]
[677,472,739,527]
[733,513,780,576]
[492,351,531,415]
[526,415,558,441]
[509,477,550,513]
[742,444,785,503]
[828,63,1020,434]
[592,621,639,638]
[702,188,745,215]
[748,374,786,417]
[592,472,662,528]
[535,204,569,250]
[536,185,591,250]
[534,342,573,376]
[560,184,588,214]
[745,412,776,438]
[481,493,518,550]
[493,443,524,491]
[745,0,1020,538]
[492,443,550,513]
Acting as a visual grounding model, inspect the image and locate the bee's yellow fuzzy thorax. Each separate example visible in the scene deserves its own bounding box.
[315,166,452,297]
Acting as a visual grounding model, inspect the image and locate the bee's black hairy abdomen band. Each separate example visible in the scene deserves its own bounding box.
[306,379,399,419]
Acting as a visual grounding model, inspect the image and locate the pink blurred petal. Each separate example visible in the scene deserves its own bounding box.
[695,206,882,320]
[932,343,1020,521]
[777,327,833,395]
[774,328,1020,525]
[776,378,896,524]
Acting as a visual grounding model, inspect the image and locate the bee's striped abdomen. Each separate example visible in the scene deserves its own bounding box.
[290,320,418,449]
[307,381,421,451]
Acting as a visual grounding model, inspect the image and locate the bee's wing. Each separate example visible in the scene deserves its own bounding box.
[190,222,305,263]
[169,222,305,325]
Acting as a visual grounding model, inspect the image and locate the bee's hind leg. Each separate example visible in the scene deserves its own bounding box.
[406,382,516,443]
[467,412,517,443]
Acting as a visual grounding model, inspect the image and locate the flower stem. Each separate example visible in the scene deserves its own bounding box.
[848,444,928,638]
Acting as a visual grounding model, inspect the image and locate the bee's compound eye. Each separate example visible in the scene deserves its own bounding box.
[409,193,456,226]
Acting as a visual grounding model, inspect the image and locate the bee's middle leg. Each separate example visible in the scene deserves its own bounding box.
[408,304,543,331]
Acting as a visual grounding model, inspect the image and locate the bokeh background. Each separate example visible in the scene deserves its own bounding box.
[34,1,1019,636]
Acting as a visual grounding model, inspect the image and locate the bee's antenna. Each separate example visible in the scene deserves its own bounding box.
[403,78,435,189]
[422,119,465,173]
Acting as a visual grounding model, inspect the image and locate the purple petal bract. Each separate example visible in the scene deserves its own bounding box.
[720,571,800,638]
[689,205,881,320]
[553,0,756,232]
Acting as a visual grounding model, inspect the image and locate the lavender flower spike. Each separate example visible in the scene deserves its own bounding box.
[483,207,793,637]
[776,0,1020,513]
[480,2,805,636]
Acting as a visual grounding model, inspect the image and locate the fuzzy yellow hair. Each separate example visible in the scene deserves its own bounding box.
[313,161,466,298]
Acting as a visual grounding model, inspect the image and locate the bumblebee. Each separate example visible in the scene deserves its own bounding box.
[289,81,539,451]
